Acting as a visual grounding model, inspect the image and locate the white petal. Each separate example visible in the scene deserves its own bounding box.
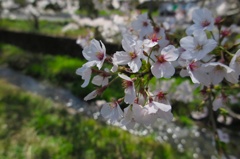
[118,73,132,81]
[102,77,110,86]
[151,63,162,78]
[84,90,98,101]
[192,69,210,86]
[76,64,93,88]
[124,87,136,104]
[92,75,104,86]
[132,103,145,123]
[121,106,133,125]
[128,58,142,73]
[193,30,207,44]
[116,104,124,118]
[180,50,193,60]
[101,103,112,119]
[186,24,197,35]
[180,36,195,50]
[161,62,175,78]
[96,60,105,70]
[225,71,238,84]
[230,49,240,75]
[211,71,224,85]
[152,101,171,112]
[113,51,131,65]
[144,103,158,114]
[161,45,179,61]
[122,38,134,52]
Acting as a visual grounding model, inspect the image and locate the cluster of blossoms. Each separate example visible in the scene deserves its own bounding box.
[76,8,240,130]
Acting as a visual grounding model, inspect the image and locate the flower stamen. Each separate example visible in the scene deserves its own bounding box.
[129,52,137,59]
[122,80,133,88]
[189,61,198,71]
[157,55,166,63]
[96,52,104,60]
[195,44,203,51]
[142,21,148,27]
[201,20,210,27]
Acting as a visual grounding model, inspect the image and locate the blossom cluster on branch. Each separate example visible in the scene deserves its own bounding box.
[76,8,240,131]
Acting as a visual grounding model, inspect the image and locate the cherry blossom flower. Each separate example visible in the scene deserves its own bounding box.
[76,61,96,88]
[143,27,169,57]
[82,39,106,70]
[132,103,157,126]
[230,49,240,76]
[100,102,123,124]
[151,45,179,78]
[113,36,144,73]
[144,100,172,115]
[143,27,166,48]
[179,60,210,86]
[152,90,170,105]
[131,13,153,39]
[120,105,136,129]
[186,8,214,35]
[203,62,238,85]
[180,30,217,61]
[217,129,229,143]
[118,73,136,104]
[92,68,111,86]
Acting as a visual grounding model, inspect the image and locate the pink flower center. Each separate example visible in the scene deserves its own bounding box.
[221,29,231,37]
[157,55,166,63]
[157,91,165,100]
[96,52,104,60]
[150,33,161,42]
[123,80,133,88]
[142,21,148,27]
[189,62,198,71]
[215,16,222,24]
[201,20,210,27]
[129,52,137,59]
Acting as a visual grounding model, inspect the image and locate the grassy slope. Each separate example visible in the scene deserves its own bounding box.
[0,79,191,159]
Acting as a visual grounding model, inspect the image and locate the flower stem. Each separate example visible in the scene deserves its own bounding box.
[219,46,234,57]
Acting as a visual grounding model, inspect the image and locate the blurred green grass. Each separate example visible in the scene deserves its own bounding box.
[0,79,191,159]
[0,19,93,38]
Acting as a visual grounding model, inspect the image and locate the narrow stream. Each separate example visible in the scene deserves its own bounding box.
[0,66,238,159]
